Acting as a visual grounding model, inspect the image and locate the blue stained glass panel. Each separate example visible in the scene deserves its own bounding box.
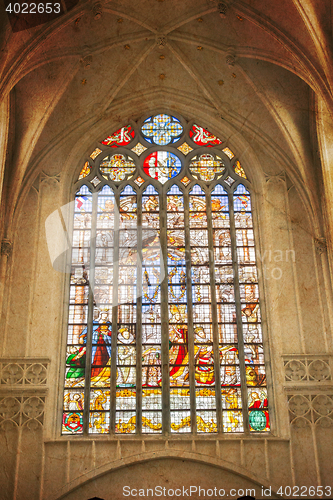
[141,114,183,145]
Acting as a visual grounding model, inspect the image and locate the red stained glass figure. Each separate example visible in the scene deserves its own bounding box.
[143,151,181,184]
[91,325,112,377]
[101,125,135,147]
[189,124,223,147]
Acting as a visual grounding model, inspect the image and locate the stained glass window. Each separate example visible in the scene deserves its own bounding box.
[233,184,269,431]
[142,185,163,433]
[143,151,181,184]
[90,185,114,434]
[189,124,223,146]
[90,148,102,160]
[189,185,217,433]
[234,160,247,179]
[222,147,235,160]
[116,186,137,433]
[65,114,269,435]
[177,142,193,155]
[167,185,191,432]
[141,114,183,145]
[78,161,91,180]
[63,185,92,434]
[131,143,147,156]
[189,154,225,182]
[212,185,243,432]
[99,154,136,182]
[101,125,135,147]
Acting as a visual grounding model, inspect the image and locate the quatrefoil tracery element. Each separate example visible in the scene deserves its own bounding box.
[141,114,183,145]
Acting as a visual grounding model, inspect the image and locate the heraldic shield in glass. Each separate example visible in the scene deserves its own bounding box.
[62,113,269,435]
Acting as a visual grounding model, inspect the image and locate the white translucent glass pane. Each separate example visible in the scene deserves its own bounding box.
[223,411,244,432]
[115,411,136,434]
[196,411,217,433]
[170,411,191,433]
[89,412,110,434]
[116,389,136,410]
[221,388,242,409]
[142,412,162,433]
[142,389,162,410]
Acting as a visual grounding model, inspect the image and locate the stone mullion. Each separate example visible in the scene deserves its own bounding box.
[206,190,223,433]
[136,191,143,434]
[160,188,170,435]
[110,192,120,435]
[83,191,98,435]
[229,192,249,434]
[183,189,196,434]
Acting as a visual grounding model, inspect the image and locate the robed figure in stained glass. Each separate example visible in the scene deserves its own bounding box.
[193,327,215,385]
[169,323,188,385]
[66,325,112,387]
[117,327,136,386]
[66,344,86,382]
[90,324,112,384]
[169,325,215,386]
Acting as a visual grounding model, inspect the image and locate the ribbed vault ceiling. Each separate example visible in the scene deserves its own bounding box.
[0,0,331,227]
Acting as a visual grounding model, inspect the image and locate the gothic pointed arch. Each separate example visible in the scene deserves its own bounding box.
[62,112,269,436]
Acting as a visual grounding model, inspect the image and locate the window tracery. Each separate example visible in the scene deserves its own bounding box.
[64,113,269,436]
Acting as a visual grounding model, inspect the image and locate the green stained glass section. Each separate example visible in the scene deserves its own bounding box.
[249,410,267,431]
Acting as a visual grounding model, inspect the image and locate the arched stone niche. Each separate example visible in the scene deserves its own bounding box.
[55,455,275,500]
